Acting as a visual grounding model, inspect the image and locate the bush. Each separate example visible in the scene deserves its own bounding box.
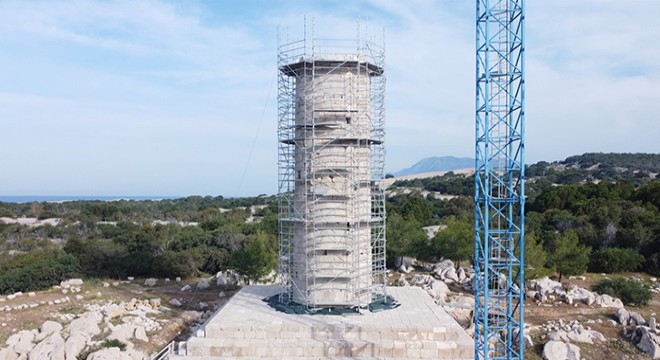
[589,247,645,273]
[646,252,660,277]
[0,254,81,294]
[592,278,652,306]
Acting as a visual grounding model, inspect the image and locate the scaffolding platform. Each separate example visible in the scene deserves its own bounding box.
[172,285,474,359]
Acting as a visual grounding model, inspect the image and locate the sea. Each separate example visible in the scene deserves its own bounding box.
[0,196,181,203]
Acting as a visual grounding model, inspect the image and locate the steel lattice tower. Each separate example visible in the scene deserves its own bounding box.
[474,0,525,359]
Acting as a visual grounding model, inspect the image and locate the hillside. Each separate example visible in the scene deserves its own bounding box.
[393,156,474,176]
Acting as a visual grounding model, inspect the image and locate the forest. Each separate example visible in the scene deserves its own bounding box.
[0,153,658,294]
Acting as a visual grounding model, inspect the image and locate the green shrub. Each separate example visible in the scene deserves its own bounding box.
[589,247,645,273]
[101,339,126,350]
[0,254,81,294]
[592,278,652,306]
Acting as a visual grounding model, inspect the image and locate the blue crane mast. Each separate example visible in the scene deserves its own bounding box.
[474,0,526,359]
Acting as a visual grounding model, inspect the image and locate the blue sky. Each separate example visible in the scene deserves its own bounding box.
[1,0,658,197]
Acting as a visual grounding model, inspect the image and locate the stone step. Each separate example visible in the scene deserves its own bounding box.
[202,323,462,341]
[183,337,473,359]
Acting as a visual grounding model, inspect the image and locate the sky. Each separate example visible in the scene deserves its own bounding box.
[1,0,659,197]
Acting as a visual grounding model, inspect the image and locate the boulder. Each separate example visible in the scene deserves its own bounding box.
[615,307,630,326]
[180,285,191,292]
[533,277,566,297]
[457,267,466,282]
[28,332,65,360]
[542,340,580,360]
[630,312,646,326]
[144,278,157,287]
[428,279,450,302]
[169,299,182,307]
[0,348,19,360]
[148,298,161,308]
[566,286,596,305]
[6,330,35,355]
[650,316,657,331]
[397,264,412,274]
[86,347,133,360]
[632,326,660,359]
[196,278,210,290]
[66,312,102,339]
[64,333,87,360]
[103,304,127,319]
[59,279,83,289]
[134,326,148,342]
[444,267,460,282]
[108,324,137,343]
[595,294,624,308]
[36,320,63,342]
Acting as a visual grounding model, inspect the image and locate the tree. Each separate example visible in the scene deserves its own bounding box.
[589,247,645,273]
[549,230,591,282]
[432,216,472,268]
[521,233,551,280]
[386,213,430,266]
[231,232,277,284]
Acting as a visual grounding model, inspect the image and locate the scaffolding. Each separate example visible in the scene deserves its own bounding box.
[277,24,387,310]
[475,0,525,359]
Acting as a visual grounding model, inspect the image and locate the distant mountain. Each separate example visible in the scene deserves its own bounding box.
[394,156,474,177]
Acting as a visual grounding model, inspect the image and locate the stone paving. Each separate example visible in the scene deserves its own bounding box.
[173,285,474,359]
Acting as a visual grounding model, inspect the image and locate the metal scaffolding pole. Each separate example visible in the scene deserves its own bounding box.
[474,0,525,359]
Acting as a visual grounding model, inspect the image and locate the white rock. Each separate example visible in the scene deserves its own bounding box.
[631,312,646,326]
[102,282,110,288]
[103,304,127,319]
[542,340,581,360]
[75,295,84,300]
[64,333,87,360]
[108,324,136,343]
[86,347,134,360]
[134,326,148,342]
[66,312,102,339]
[127,277,135,281]
[196,278,210,290]
[444,267,460,282]
[0,348,19,360]
[175,277,181,282]
[36,320,63,342]
[28,332,65,360]
[27,292,36,297]
[59,279,83,289]
[650,316,657,330]
[457,267,466,282]
[633,326,660,359]
[6,330,35,355]
[180,285,191,292]
[534,277,566,297]
[144,278,157,287]
[169,299,182,307]
[594,294,624,308]
[615,308,630,326]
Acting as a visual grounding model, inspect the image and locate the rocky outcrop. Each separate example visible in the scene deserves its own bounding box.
[632,326,660,359]
[0,296,165,360]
